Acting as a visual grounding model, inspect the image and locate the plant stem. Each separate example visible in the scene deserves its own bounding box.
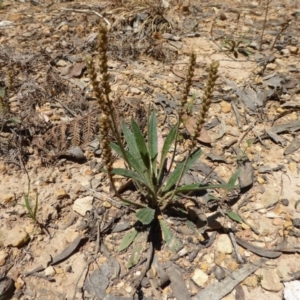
[259,0,271,51]
[167,53,196,175]
[160,148,192,210]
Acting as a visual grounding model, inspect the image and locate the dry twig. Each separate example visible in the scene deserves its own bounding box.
[60,8,111,27]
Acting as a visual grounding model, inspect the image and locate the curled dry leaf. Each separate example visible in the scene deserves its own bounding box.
[192,258,266,300]
[157,129,164,166]
[166,264,191,300]
[68,62,86,78]
[182,113,211,144]
[235,237,281,258]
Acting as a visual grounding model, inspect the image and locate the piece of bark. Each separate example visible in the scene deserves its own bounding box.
[0,276,15,300]
[235,284,245,300]
[51,235,82,265]
[238,160,254,190]
[165,264,191,300]
[284,137,300,155]
[24,236,82,277]
[192,258,266,300]
[235,237,281,258]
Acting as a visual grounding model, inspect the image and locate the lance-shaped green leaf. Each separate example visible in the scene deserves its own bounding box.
[127,244,143,269]
[228,169,241,188]
[172,183,210,193]
[131,119,150,169]
[136,207,155,225]
[122,122,147,171]
[160,124,177,169]
[126,151,148,177]
[162,148,202,193]
[0,87,5,98]
[225,211,243,223]
[110,142,148,178]
[7,117,21,124]
[127,231,148,269]
[111,168,151,189]
[119,228,138,252]
[159,219,182,253]
[148,110,158,173]
[173,182,237,194]
[110,142,126,160]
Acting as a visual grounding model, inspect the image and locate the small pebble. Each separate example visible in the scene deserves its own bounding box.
[15,277,25,289]
[141,277,150,288]
[44,266,56,277]
[280,48,290,56]
[292,218,300,229]
[0,250,8,266]
[266,63,276,70]
[55,189,68,199]
[281,199,289,206]
[214,266,226,281]
[220,101,231,113]
[289,46,299,54]
[192,269,209,287]
[65,265,72,273]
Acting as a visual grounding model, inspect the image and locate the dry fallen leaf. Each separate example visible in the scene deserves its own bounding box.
[68,62,86,78]
[182,113,211,144]
[157,129,164,165]
[193,258,266,300]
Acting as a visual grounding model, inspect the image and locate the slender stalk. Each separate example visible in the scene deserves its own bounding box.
[96,24,130,168]
[191,61,219,150]
[161,61,219,210]
[259,0,271,51]
[160,148,192,210]
[99,113,147,207]
[270,19,291,51]
[167,53,196,175]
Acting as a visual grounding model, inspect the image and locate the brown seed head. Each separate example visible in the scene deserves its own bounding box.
[98,24,111,98]
[180,53,196,116]
[191,61,219,148]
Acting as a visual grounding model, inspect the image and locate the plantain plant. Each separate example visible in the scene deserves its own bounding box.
[87,24,240,264]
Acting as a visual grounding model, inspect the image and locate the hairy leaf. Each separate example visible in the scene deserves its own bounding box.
[159,219,182,253]
[174,182,237,193]
[127,244,143,269]
[127,231,148,268]
[122,122,147,171]
[126,151,149,177]
[110,142,125,159]
[148,110,158,174]
[111,143,148,177]
[227,169,241,187]
[225,211,243,223]
[119,228,138,252]
[163,148,202,193]
[111,168,151,189]
[0,87,5,97]
[131,119,150,169]
[7,117,21,124]
[160,124,177,169]
[136,207,155,225]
